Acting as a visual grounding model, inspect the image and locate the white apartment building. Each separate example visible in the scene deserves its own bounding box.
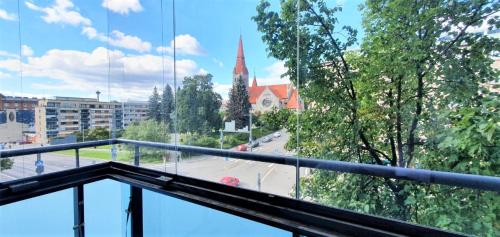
[35,97,148,143]
[122,101,149,128]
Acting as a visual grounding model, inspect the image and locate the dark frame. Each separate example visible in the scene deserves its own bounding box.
[1,161,467,237]
[1,139,498,236]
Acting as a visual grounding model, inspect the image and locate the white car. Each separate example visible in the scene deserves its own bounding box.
[261,136,272,143]
[273,132,281,138]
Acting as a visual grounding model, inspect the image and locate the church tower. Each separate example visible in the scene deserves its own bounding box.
[233,35,249,90]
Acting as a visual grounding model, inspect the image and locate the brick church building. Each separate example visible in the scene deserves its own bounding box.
[231,35,303,113]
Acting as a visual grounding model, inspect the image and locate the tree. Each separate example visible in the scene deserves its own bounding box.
[254,0,499,234]
[161,84,174,131]
[0,158,13,171]
[123,120,170,160]
[82,127,109,141]
[261,108,292,131]
[148,86,161,122]
[226,75,251,129]
[177,74,222,134]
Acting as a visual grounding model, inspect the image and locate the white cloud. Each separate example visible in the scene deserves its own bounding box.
[256,61,290,86]
[0,8,16,21]
[198,68,209,75]
[213,82,232,100]
[21,45,34,57]
[0,90,51,99]
[0,47,200,100]
[0,71,11,78]
[0,50,19,59]
[26,0,151,53]
[82,27,151,53]
[157,34,205,56]
[212,58,224,67]
[102,0,143,15]
[108,30,152,53]
[25,0,91,26]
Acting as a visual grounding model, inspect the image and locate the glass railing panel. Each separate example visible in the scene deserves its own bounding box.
[0,188,74,236]
[171,0,300,196]
[0,153,79,181]
[143,188,291,237]
[300,168,500,236]
[84,179,131,236]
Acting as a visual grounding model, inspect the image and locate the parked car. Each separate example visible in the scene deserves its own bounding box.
[220,176,240,187]
[248,140,259,148]
[273,132,281,138]
[236,144,247,151]
[261,136,272,143]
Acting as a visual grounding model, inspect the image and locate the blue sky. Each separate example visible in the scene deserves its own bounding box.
[0,0,364,101]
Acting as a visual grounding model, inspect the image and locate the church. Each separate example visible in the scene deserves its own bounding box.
[231,35,303,113]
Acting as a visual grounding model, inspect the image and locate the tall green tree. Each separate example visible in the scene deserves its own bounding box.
[177,74,222,134]
[148,86,161,122]
[254,0,499,235]
[161,84,174,130]
[226,75,251,129]
[123,119,170,160]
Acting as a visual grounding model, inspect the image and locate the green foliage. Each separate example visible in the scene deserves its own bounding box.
[261,108,292,131]
[226,75,251,129]
[123,120,170,161]
[177,74,223,134]
[148,86,162,122]
[161,84,175,131]
[254,0,499,235]
[0,158,13,171]
[76,127,110,141]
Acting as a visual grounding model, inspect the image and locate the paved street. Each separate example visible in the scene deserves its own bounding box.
[0,131,300,197]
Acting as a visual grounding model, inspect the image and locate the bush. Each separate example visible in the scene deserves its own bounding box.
[191,135,219,148]
[123,120,170,162]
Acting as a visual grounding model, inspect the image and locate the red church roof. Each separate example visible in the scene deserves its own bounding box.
[248,82,298,109]
[233,35,248,75]
[286,90,300,109]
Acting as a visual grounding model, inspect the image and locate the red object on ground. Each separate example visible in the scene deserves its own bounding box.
[236,144,247,151]
[220,176,240,187]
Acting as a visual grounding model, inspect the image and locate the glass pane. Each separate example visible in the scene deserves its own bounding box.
[143,189,290,236]
[84,179,130,236]
[0,188,74,236]
[170,0,299,197]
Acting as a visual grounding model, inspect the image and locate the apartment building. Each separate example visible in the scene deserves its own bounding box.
[122,101,149,128]
[35,97,148,143]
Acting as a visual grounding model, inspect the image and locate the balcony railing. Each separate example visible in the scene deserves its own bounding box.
[0,139,499,237]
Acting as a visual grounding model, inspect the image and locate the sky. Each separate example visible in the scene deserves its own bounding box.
[0,0,364,101]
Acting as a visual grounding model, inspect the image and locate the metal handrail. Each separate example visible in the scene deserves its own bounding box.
[1,138,499,192]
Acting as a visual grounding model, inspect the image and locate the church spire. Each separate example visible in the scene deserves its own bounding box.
[252,69,257,87]
[233,34,248,76]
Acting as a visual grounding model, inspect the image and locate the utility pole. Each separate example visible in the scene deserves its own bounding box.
[257,172,261,191]
[249,109,253,152]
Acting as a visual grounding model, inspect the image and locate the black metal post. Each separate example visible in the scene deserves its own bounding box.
[75,148,80,168]
[73,148,84,237]
[130,187,143,237]
[73,185,84,237]
[134,145,140,166]
[131,145,143,236]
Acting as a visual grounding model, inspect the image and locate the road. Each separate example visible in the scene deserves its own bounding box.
[0,131,300,197]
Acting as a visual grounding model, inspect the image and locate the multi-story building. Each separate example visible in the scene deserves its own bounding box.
[0,93,37,126]
[122,101,149,128]
[0,93,38,111]
[0,94,38,143]
[35,97,148,143]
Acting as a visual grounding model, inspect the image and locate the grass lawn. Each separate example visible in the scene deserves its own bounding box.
[53,146,166,164]
[53,147,131,162]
